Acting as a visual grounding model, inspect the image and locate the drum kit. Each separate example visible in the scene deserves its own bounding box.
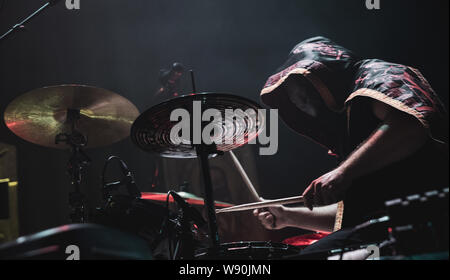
[2,83,308,260]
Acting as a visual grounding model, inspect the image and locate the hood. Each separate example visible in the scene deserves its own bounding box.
[260,36,359,155]
[260,36,448,156]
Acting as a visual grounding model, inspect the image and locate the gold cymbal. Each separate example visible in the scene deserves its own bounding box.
[4,84,140,149]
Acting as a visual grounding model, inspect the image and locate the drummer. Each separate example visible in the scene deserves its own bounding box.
[254,37,448,253]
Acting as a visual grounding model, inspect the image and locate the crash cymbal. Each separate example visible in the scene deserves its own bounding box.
[131,93,265,158]
[4,84,140,149]
[140,192,233,208]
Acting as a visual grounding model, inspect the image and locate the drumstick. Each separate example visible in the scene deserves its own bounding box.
[229,150,262,202]
[215,196,304,214]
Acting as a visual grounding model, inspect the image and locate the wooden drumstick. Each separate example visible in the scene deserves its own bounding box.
[229,150,262,202]
[216,196,304,214]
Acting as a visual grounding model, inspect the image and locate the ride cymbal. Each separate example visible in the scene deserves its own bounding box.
[4,84,139,149]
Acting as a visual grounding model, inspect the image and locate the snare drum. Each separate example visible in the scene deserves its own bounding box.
[194,241,301,260]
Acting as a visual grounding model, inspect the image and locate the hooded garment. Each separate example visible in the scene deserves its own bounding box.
[260,37,448,229]
[261,37,359,157]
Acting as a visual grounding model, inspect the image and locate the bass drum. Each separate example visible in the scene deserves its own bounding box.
[92,195,169,243]
[194,241,301,260]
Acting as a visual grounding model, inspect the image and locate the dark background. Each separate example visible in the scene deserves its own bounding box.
[0,0,448,235]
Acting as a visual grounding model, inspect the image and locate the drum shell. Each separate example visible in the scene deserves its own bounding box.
[194,241,301,260]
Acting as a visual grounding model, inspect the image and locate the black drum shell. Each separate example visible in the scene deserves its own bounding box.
[194,241,301,260]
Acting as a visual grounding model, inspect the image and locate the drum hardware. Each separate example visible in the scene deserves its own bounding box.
[101,155,141,201]
[195,142,222,253]
[140,189,231,257]
[167,191,206,228]
[93,194,171,251]
[143,190,211,260]
[147,69,225,252]
[97,156,170,249]
[166,190,207,260]
[4,84,140,223]
[98,154,210,259]
[3,82,308,259]
[130,91,265,257]
[54,108,91,223]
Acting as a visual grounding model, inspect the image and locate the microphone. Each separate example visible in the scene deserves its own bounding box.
[102,156,141,199]
[169,191,206,227]
[118,160,141,199]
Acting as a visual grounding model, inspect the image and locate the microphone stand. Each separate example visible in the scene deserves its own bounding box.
[0,0,61,42]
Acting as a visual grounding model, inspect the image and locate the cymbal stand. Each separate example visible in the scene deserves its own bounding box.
[55,109,91,223]
[195,143,222,254]
[189,71,222,254]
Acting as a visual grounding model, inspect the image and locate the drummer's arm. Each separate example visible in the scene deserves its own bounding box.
[283,204,337,233]
[338,100,428,182]
[254,204,337,233]
[303,100,429,210]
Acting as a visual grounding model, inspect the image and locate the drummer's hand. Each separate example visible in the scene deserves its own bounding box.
[253,206,288,230]
[302,167,352,210]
